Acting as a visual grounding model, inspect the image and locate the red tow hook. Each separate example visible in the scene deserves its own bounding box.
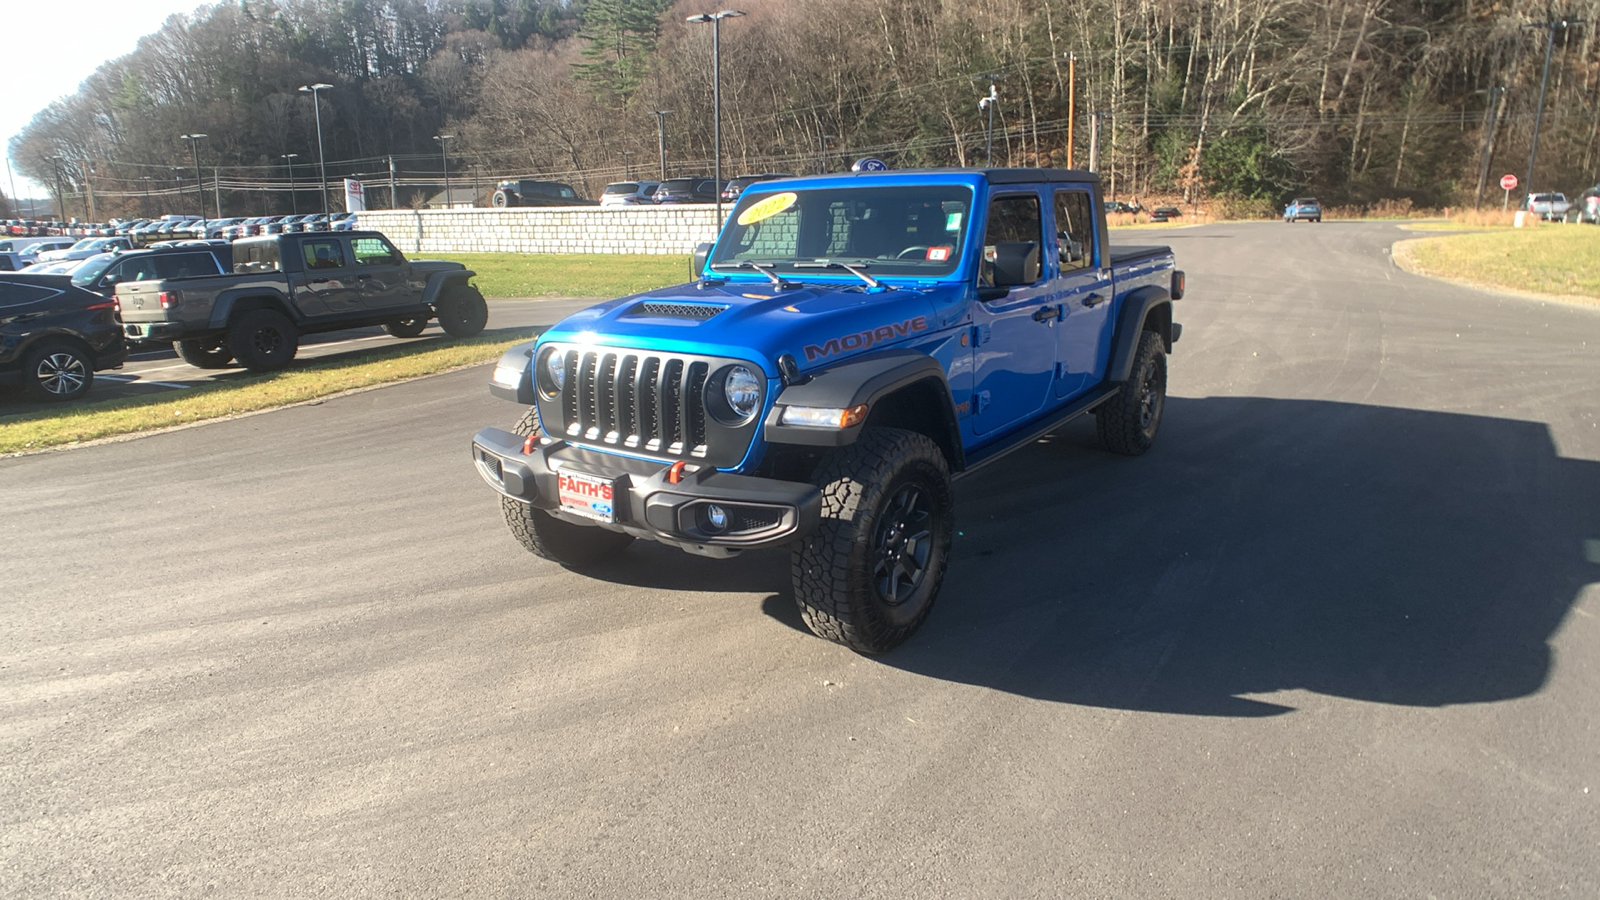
[667,460,687,484]
[522,434,539,455]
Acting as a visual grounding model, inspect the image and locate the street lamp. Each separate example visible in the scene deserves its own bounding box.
[652,110,672,181]
[281,153,299,214]
[298,83,333,215]
[433,134,454,209]
[978,83,998,166]
[179,133,208,232]
[686,9,745,224]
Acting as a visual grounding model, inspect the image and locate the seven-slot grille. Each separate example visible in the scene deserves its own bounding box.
[552,347,715,458]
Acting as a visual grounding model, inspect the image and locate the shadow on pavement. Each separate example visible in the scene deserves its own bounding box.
[589,396,1599,716]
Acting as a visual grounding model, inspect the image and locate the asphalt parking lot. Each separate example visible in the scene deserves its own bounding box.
[3,222,1597,897]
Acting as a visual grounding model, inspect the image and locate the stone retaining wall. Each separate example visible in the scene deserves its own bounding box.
[353,205,722,256]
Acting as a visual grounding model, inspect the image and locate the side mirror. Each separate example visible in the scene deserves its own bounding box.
[691,241,713,280]
[989,241,1040,287]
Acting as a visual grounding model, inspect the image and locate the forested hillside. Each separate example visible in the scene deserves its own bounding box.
[8,0,1599,219]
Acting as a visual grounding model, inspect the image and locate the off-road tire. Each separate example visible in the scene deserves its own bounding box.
[383,316,429,338]
[174,337,234,368]
[500,407,634,568]
[227,308,299,372]
[436,286,488,338]
[22,340,93,401]
[791,428,954,653]
[492,190,514,208]
[1095,329,1166,456]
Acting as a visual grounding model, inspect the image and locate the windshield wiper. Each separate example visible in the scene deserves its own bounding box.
[792,259,881,288]
[708,260,798,289]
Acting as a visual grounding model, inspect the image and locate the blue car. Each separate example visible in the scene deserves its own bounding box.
[1285,197,1322,223]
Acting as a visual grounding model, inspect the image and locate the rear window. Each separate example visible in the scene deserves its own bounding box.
[604,183,639,195]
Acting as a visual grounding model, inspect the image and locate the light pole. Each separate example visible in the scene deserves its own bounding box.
[1522,20,1581,201]
[179,133,208,232]
[434,134,454,208]
[653,110,672,181]
[686,9,744,224]
[298,83,333,215]
[281,153,299,214]
[978,83,998,166]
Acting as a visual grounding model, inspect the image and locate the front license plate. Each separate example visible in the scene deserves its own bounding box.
[556,469,620,523]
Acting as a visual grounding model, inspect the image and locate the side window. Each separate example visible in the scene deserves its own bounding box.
[981,194,1042,286]
[352,237,400,266]
[1054,189,1095,271]
[302,240,346,271]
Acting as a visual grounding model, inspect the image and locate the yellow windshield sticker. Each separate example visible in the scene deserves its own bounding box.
[737,192,798,226]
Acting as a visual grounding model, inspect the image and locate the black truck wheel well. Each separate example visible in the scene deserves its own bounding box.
[862,378,964,471]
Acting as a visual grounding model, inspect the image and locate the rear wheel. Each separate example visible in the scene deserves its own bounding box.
[492,190,513,208]
[1095,330,1167,456]
[436,286,488,338]
[227,309,298,372]
[174,337,234,369]
[501,407,634,568]
[22,340,93,401]
[382,316,429,338]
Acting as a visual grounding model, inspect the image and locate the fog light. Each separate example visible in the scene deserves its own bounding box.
[704,504,729,534]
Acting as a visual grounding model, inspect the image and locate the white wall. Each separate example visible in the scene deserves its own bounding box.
[353,205,722,256]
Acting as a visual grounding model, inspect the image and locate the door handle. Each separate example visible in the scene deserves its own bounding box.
[1032,304,1060,323]
[1083,293,1106,308]
[311,277,330,284]
[355,274,372,280]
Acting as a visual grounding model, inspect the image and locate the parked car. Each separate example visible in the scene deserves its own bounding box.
[1577,186,1600,224]
[37,237,133,264]
[653,177,721,204]
[14,238,76,267]
[599,181,662,207]
[1283,198,1322,223]
[1150,206,1183,222]
[299,214,331,232]
[69,244,231,300]
[1522,192,1571,221]
[720,173,792,203]
[492,180,591,207]
[0,273,126,401]
[201,217,246,240]
[328,212,358,231]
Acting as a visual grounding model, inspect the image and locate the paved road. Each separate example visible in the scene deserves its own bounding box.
[3,223,1597,897]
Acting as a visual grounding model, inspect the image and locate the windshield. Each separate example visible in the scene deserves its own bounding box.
[71,254,116,287]
[711,185,972,278]
[69,239,95,250]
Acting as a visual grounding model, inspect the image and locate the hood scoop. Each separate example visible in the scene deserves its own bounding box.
[630,301,728,320]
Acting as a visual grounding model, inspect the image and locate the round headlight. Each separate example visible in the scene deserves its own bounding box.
[723,366,762,420]
[543,349,566,394]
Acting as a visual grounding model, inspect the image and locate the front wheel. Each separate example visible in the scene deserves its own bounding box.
[1095,330,1167,456]
[174,337,234,369]
[500,407,634,568]
[791,428,954,653]
[436,286,488,338]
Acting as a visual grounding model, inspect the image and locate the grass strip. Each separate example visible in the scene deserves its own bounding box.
[0,332,535,454]
[429,252,691,299]
[1396,225,1600,300]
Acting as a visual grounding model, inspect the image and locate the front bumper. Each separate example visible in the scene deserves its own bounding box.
[471,427,821,557]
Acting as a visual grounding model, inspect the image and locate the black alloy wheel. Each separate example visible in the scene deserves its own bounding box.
[874,484,935,606]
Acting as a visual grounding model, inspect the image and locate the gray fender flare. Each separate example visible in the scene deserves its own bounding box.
[762,349,963,467]
[1105,286,1173,383]
[207,288,296,331]
[422,269,477,306]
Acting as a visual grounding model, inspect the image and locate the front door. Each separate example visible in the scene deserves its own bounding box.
[970,191,1059,436]
[1051,187,1117,398]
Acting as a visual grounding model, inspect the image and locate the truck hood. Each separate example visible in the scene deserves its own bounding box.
[538,279,963,378]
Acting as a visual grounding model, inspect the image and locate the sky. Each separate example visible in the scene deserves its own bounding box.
[4,1,212,199]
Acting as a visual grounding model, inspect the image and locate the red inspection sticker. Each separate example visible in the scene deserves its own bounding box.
[926,246,952,261]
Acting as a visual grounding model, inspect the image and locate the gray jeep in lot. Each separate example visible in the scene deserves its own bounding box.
[115,231,487,371]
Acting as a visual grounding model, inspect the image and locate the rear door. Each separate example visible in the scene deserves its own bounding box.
[292,236,358,315]
[1050,186,1116,399]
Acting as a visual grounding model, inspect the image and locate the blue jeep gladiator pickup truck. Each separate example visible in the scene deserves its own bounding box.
[471,168,1185,652]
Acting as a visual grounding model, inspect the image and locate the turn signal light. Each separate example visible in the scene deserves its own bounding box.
[779,404,870,429]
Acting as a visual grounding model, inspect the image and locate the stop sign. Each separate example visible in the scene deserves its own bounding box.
[1500,173,1519,191]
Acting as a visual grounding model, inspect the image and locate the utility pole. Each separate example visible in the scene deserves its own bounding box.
[388,155,398,209]
[179,133,207,232]
[433,134,454,209]
[213,168,222,218]
[282,153,299,214]
[1524,19,1581,200]
[1473,87,1504,210]
[978,82,999,166]
[653,110,671,180]
[4,156,18,219]
[1066,53,1076,168]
